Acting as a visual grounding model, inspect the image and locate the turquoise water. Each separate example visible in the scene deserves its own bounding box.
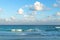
[0,25,60,40]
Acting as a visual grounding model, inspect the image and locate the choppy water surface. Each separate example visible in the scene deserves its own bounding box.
[0,25,60,40]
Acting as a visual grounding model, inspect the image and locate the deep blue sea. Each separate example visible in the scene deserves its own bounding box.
[0,25,60,40]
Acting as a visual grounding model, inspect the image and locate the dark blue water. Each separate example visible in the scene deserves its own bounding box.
[0,25,60,40]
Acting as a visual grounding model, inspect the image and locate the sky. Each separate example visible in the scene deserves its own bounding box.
[0,0,60,25]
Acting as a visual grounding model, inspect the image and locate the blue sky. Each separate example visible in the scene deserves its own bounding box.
[0,0,60,25]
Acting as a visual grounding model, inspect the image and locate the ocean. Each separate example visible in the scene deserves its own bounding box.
[0,25,60,40]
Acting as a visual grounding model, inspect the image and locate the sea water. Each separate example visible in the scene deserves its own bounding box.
[0,25,60,40]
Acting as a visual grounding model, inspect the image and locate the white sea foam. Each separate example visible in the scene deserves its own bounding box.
[11,29,23,32]
[56,27,60,28]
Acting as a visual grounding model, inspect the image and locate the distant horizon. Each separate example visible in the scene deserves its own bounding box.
[0,24,60,26]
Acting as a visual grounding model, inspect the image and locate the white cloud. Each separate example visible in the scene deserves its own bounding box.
[41,19,47,22]
[56,12,60,16]
[34,1,44,11]
[53,0,60,8]
[53,3,58,7]
[0,18,3,22]
[10,16,16,20]
[5,18,11,22]
[18,1,50,16]
[0,8,3,12]
[18,8,24,14]
[29,1,49,11]
[10,14,37,25]
[23,14,36,22]
[4,16,16,23]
